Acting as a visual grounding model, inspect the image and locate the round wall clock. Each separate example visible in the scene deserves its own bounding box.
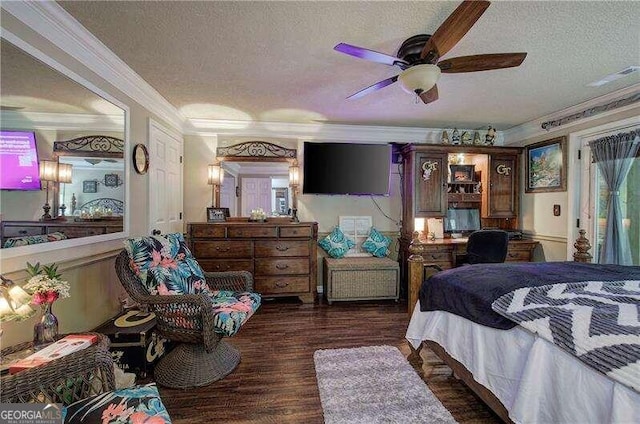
[133,143,149,175]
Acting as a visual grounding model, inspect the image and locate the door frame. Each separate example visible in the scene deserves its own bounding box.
[566,116,638,260]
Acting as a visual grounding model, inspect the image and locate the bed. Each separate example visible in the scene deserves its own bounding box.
[405,258,640,424]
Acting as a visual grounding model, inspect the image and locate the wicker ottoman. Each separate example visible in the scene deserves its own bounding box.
[323,257,399,304]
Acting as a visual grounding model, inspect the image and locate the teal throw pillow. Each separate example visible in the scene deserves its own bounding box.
[362,227,391,258]
[318,227,355,258]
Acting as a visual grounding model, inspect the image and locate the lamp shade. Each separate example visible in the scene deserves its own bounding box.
[398,64,441,95]
[207,164,221,185]
[289,165,300,187]
[39,160,59,182]
[57,163,73,184]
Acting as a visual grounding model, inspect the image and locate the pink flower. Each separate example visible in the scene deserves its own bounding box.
[130,411,166,424]
[101,400,133,423]
[45,291,59,303]
[157,283,171,295]
[32,292,47,305]
[151,251,178,269]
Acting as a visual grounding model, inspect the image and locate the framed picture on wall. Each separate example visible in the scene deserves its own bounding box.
[207,207,229,222]
[82,180,98,193]
[104,174,119,187]
[525,136,567,193]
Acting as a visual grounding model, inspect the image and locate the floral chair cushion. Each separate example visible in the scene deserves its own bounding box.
[155,290,261,337]
[362,227,391,258]
[63,383,171,423]
[124,233,211,295]
[124,233,260,337]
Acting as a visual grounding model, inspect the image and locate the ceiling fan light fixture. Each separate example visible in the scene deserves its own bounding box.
[398,64,441,95]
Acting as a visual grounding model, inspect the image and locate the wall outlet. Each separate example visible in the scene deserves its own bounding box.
[553,204,561,216]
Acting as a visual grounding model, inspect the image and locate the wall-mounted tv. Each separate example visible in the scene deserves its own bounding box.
[302,142,391,195]
[0,130,42,190]
[444,208,481,233]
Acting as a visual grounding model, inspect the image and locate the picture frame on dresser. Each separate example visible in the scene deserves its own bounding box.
[206,207,229,222]
[525,136,566,193]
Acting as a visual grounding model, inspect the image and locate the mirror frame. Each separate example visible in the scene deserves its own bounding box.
[215,141,298,216]
[0,32,130,269]
[53,135,125,215]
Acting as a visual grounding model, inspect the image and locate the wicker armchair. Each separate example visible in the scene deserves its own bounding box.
[115,250,257,389]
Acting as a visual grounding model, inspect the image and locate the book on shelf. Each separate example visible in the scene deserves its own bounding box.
[9,334,98,374]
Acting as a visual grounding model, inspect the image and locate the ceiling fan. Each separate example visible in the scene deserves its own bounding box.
[334,0,526,104]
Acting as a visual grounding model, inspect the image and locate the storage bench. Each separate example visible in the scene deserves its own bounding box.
[323,257,399,304]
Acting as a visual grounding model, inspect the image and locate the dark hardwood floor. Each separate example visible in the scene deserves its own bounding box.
[158,298,502,424]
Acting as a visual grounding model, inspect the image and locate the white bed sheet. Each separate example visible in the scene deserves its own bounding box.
[406,305,640,424]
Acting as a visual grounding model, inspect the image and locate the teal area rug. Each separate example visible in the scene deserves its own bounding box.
[314,345,457,424]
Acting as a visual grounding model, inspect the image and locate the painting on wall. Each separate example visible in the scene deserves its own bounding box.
[82,180,98,193]
[525,136,567,193]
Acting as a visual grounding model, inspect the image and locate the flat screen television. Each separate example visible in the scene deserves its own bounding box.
[0,130,41,190]
[302,142,391,195]
[444,208,481,233]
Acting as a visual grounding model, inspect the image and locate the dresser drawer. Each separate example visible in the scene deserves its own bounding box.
[255,240,309,258]
[198,259,253,273]
[506,249,532,262]
[192,240,253,258]
[279,226,312,238]
[2,226,44,237]
[49,226,106,238]
[420,251,452,263]
[255,258,309,275]
[255,276,310,294]
[228,226,277,238]
[190,225,226,238]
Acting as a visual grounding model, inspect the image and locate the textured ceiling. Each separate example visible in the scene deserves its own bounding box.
[57,1,640,129]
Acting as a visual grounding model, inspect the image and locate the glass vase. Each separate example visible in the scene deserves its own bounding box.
[34,303,58,348]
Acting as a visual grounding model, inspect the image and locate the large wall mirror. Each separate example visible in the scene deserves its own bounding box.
[215,141,298,218]
[0,37,127,251]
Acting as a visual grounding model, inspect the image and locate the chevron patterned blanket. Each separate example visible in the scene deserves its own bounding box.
[492,280,640,393]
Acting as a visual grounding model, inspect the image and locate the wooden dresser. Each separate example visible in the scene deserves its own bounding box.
[187,221,318,303]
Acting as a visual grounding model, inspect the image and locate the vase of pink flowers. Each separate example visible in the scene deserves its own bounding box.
[24,262,70,348]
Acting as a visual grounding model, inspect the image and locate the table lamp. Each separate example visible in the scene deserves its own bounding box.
[57,163,73,218]
[0,275,35,322]
[39,160,59,220]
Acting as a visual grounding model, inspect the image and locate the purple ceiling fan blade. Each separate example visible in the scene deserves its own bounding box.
[347,75,399,100]
[334,43,409,68]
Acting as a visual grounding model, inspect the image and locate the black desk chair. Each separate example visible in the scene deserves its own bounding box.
[455,230,509,267]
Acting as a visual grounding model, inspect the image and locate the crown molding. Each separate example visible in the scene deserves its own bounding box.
[1,1,185,132]
[0,110,124,132]
[186,118,504,145]
[503,83,640,145]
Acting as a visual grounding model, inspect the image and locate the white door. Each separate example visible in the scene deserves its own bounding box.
[242,177,271,215]
[148,119,183,235]
[220,172,236,216]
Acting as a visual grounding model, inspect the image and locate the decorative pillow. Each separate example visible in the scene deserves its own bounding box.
[63,383,172,423]
[318,226,355,258]
[362,227,391,258]
[124,233,210,295]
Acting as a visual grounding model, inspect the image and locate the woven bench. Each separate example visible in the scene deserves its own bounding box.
[323,257,399,304]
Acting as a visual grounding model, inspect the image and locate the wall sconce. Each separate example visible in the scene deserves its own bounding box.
[289,163,300,221]
[39,160,59,220]
[207,163,223,207]
[0,275,35,322]
[57,163,73,218]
